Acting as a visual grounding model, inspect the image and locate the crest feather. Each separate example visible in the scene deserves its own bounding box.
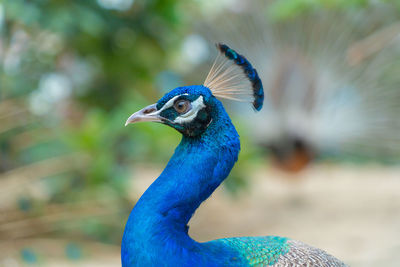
[204,43,264,111]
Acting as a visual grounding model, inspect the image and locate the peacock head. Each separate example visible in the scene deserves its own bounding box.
[125,43,264,137]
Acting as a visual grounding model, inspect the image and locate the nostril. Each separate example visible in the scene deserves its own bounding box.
[143,107,157,114]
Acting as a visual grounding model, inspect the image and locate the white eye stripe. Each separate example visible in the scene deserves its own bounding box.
[173,96,206,124]
[157,94,189,113]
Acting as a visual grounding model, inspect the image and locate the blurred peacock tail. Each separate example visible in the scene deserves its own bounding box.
[122,44,347,266]
[199,2,400,173]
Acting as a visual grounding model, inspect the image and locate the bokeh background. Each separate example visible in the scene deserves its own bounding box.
[1,0,400,266]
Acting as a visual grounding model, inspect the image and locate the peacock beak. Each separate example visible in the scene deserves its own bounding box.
[125,103,161,126]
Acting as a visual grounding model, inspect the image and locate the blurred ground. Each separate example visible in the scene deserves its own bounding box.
[1,163,400,266]
[130,163,400,267]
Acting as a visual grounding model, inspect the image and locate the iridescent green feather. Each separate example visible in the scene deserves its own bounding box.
[218,236,290,266]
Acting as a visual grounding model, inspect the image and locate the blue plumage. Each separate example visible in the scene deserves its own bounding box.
[122,85,244,266]
[122,46,346,266]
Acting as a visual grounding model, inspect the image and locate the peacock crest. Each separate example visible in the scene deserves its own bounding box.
[204,43,264,111]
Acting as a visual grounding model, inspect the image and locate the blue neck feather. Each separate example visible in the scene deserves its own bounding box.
[121,98,243,266]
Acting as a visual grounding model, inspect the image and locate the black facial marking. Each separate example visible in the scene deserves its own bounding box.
[180,106,212,137]
[158,94,212,137]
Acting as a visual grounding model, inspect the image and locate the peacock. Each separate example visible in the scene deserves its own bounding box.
[122,43,347,266]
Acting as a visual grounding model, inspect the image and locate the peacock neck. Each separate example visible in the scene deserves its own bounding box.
[121,104,240,265]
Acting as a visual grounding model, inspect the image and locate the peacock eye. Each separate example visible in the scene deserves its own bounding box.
[173,99,191,114]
